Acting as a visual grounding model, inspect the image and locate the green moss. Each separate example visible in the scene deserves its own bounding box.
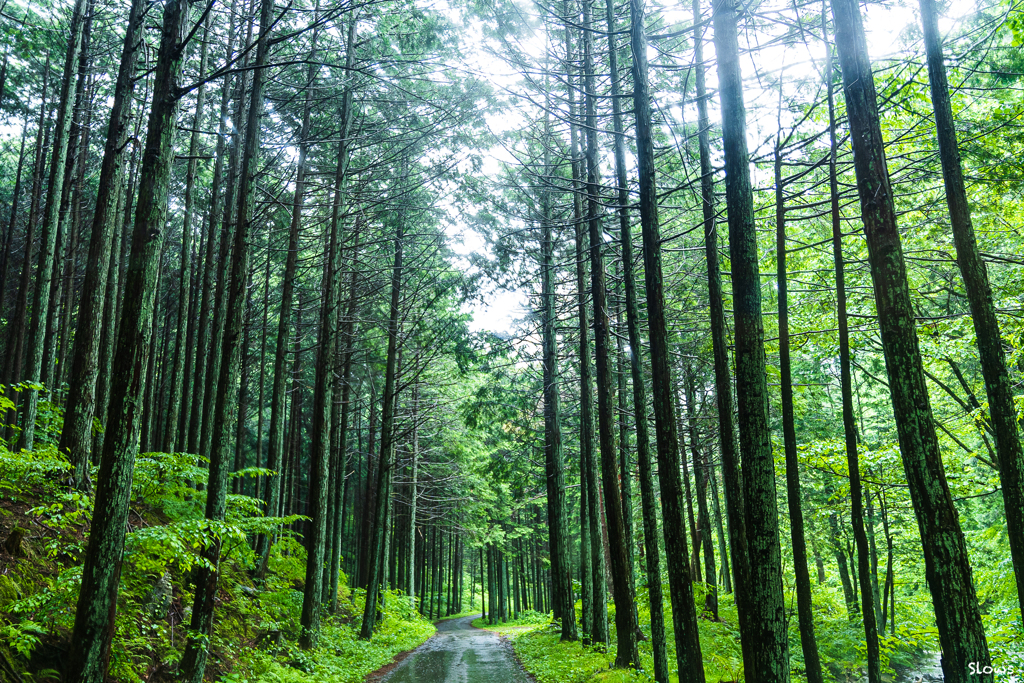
[0,575,21,610]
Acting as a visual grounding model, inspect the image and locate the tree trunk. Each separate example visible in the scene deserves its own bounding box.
[919,0,1024,612]
[180,0,275,675]
[565,8,605,645]
[19,0,87,450]
[42,0,93,399]
[712,0,789,676]
[254,12,316,574]
[65,0,191,678]
[540,95,577,640]
[603,0,639,643]
[331,231,361,611]
[630,2,706,680]
[301,15,357,646]
[360,190,405,639]
[582,5,642,640]
[775,145,824,683]
[358,378,379,587]
[686,369,719,620]
[187,24,236,456]
[0,125,30,350]
[618,11,668,669]
[164,14,211,453]
[3,59,48,404]
[828,0,992,677]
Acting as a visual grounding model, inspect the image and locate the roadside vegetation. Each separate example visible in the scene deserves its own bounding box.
[0,444,433,683]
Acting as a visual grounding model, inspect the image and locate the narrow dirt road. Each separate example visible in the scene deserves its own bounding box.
[380,615,531,683]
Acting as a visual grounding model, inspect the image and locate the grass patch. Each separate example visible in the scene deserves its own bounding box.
[475,600,744,683]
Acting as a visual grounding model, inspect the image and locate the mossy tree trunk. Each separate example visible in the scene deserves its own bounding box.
[712,0,790,678]
[775,144,825,683]
[180,0,275,676]
[300,14,358,648]
[581,0,638,665]
[828,0,992,677]
[19,0,87,451]
[360,197,405,639]
[919,0,1024,612]
[65,0,192,678]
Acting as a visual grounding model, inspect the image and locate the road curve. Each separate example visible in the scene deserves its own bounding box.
[380,615,531,683]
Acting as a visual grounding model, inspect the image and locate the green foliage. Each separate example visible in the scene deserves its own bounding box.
[1,619,45,659]
[0,444,69,500]
[0,443,430,683]
[235,589,434,683]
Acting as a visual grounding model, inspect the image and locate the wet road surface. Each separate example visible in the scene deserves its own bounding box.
[381,615,530,683]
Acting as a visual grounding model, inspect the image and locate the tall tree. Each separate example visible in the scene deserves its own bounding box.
[828,0,993,678]
[301,13,358,647]
[629,1,705,680]
[619,11,669,678]
[360,171,406,639]
[164,14,212,453]
[775,141,825,683]
[58,0,147,487]
[712,0,790,677]
[19,0,87,450]
[540,100,578,641]
[65,0,194,678]
[180,0,276,676]
[918,0,1024,611]
[581,0,638,666]
[822,11,881,681]
[691,0,750,664]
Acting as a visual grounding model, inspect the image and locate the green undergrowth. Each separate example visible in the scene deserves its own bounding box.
[476,601,743,683]
[474,587,950,683]
[0,445,433,683]
[237,592,434,683]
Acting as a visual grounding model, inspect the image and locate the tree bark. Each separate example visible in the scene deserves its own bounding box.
[165,13,211,453]
[301,14,357,646]
[360,185,406,639]
[618,9,668,671]
[3,58,48,404]
[565,8,605,646]
[19,0,87,450]
[254,11,316,574]
[58,0,145,487]
[775,145,825,683]
[540,99,577,641]
[712,0,790,677]
[180,0,275,676]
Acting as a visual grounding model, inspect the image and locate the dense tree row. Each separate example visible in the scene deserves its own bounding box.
[472,0,1023,678]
